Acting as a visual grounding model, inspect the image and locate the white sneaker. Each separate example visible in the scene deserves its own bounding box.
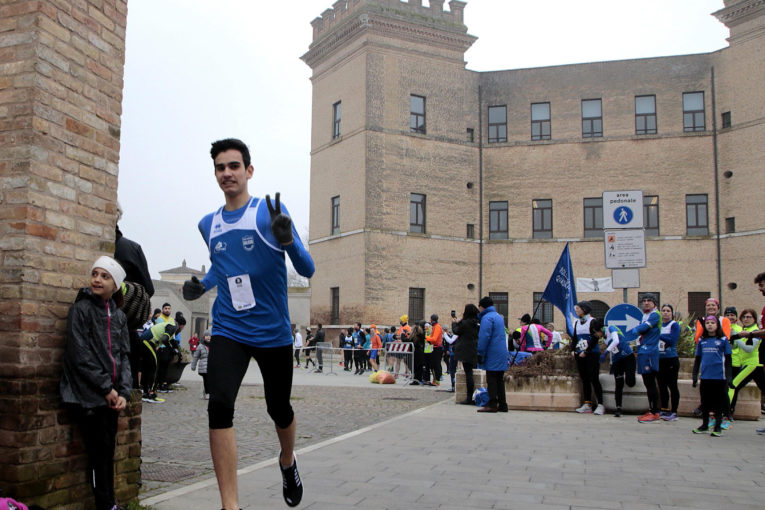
[594,404,605,415]
[575,403,593,414]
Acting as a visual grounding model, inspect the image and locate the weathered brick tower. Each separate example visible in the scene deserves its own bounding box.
[302,0,479,325]
[0,1,140,507]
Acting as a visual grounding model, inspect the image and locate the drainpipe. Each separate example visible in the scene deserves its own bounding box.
[478,84,484,297]
[711,66,722,303]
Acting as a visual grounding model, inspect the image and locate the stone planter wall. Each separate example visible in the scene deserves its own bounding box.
[455,368,581,411]
[503,375,582,411]
[454,356,761,420]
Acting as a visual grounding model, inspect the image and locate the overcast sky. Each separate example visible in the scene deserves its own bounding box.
[117,0,729,278]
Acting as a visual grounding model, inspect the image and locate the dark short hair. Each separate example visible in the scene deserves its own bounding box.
[318,323,322,328]
[755,272,765,284]
[589,318,604,336]
[478,296,493,308]
[211,138,251,168]
[162,303,171,308]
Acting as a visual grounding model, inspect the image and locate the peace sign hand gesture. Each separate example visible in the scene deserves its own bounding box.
[265,192,294,245]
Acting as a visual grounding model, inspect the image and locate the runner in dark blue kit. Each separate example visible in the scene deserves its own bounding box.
[183,138,314,509]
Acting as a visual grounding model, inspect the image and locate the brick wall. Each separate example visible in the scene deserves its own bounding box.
[0,1,139,508]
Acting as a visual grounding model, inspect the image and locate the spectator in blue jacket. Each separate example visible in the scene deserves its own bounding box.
[476,296,510,413]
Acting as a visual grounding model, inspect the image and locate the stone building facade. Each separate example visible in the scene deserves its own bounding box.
[302,0,765,329]
[0,1,139,508]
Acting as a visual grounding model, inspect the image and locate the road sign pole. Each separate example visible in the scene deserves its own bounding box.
[623,288,628,304]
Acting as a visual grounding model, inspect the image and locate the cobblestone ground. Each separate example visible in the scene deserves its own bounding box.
[139,381,451,499]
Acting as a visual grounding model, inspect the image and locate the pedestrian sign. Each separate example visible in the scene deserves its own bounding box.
[603,191,643,229]
[614,206,633,225]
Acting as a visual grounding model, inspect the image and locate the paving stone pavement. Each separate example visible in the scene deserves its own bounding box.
[141,364,765,510]
[138,363,452,498]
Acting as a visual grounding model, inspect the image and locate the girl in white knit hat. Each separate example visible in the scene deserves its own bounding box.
[60,255,131,510]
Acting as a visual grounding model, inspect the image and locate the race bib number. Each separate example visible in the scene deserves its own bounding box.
[576,339,588,352]
[227,274,256,311]
[658,340,666,352]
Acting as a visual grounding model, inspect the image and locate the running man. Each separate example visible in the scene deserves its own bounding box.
[183,138,314,508]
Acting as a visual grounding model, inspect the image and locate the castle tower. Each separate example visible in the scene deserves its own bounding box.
[302,1,479,325]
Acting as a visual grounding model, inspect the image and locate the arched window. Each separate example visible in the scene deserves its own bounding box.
[589,300,610,320]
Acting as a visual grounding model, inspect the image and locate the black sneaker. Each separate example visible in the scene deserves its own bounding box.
[279,452,303,507]
[613,407,622,418]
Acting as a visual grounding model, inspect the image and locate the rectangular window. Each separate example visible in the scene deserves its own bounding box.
[721,111,731,129]
[533,292,554,324]
[408,287,425,324]
[331,195,340,235]
[330,287,339,325]
[410,193,426,233]
[686,194,709,236]
[466,223,475,239]
[725,217,735,234]
[532,199,552,239]
[332,101,341,139]
[489,292,509,328]
[643,195,659,236]
[683,92,705,132]
[583,197,603,238]
[688,291,711,320]
[466,128,474,142]
[488,105,507,143]
[581,99,602,138]
[638,292,661,307]
[489,201,508,240]
[410,95,426,134]
[635,95,657,135]
[531,102,551,140]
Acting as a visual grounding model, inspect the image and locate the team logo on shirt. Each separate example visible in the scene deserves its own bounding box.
[214,241,227,253]
[213,223,222,233]
[242,235,255,251]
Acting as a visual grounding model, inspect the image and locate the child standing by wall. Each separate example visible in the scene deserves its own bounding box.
[191,329,211,399]
[60,256,132,510]
[692,316,733,437]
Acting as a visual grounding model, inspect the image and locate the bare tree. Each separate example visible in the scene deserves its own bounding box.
[287,226,310,288]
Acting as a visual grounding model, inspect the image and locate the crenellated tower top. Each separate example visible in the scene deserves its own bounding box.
[302,0,475,68]
[713,0,765,42]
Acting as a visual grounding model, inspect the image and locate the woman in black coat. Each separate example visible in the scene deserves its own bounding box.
[452,304,480,404]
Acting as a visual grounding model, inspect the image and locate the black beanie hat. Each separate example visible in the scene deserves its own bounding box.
[576,301,592,315]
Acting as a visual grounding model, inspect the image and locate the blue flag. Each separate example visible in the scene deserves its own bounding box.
[542,243,578,337]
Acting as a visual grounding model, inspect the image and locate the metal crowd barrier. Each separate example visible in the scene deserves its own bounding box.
[297,343,415,383]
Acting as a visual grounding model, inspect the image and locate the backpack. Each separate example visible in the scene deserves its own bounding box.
[121,281,151,330]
